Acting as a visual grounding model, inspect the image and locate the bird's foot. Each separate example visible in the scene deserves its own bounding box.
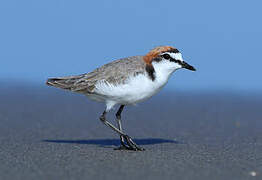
[114,145,130,150]
[122,135,145,151]
[114,135,144,151]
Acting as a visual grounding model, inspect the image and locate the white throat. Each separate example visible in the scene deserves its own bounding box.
[152,60,180,83]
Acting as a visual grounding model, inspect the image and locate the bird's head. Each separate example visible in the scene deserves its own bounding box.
[143,46,196,73]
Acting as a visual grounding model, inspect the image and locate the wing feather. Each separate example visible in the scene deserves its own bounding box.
[46,56,146,94]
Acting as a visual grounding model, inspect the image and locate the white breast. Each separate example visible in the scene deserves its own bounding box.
[87,60,178,110]
[93,74,162,104]
[93,70,171,106]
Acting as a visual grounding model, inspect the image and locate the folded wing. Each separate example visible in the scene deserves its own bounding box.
[46,56,146,94]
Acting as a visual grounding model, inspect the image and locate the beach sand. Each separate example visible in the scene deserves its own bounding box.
[0,84,261,180]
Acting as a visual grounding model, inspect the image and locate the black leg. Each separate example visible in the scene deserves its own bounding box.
[99,111,125,135]
[114,105,133,150]
[115,105,126,147]
[99,109,144,151]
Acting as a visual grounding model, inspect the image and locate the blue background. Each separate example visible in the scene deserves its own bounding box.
[1,0,261,92]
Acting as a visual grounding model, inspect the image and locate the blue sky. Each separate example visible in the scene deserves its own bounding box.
[0,0,261,91]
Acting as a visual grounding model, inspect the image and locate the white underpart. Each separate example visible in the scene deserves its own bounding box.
[90,59,181,111]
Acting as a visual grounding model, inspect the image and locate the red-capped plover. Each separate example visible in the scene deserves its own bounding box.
[46,46,196,151]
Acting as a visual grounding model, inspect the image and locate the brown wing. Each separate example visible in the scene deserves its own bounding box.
[46,56,146,94]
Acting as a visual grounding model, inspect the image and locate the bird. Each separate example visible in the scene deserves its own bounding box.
[46,45,196,151]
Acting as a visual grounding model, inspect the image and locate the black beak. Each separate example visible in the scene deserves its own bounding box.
[181,61,196,71]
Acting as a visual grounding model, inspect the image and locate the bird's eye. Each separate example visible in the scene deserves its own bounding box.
[162,54,170,59]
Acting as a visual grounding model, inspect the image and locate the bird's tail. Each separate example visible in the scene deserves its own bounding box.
[46,77,76,90]
[46,73,95,93]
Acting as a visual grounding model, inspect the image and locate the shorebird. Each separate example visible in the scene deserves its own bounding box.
[46,46,196,151]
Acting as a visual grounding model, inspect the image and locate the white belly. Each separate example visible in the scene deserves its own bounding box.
[92,73,169,105]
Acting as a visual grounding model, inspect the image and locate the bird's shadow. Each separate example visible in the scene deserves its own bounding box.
[42,138,181,148]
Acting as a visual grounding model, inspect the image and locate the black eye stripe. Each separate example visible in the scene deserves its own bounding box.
[161,54,181,63]
[153,53,182,65]
[170,58,182,65]
[162,54,171,59]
